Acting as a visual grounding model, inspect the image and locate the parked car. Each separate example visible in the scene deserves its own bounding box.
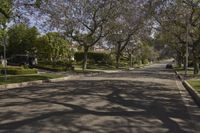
[7,55,38,67]
[166,64,173,69]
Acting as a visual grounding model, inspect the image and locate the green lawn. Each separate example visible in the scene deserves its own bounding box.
[36,64,67,71]
[175,67,200,78]
[0,65,38,75]
[0,74,63,85]
[75,64,117,70]
[86,64,117,70]
[74,63,150,72]
[187,80,200,93]
[74,66,109,74]
[175,67,200,93]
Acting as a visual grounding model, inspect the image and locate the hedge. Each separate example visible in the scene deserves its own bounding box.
[0,66,38,75]
[74,52,112,64]
[36,61,74,71]
[35,65,67,72]
[142,59,149,64]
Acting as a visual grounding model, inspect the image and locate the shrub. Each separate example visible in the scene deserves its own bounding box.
[134,60,142,65]
[0,67,38,75]
[36,61,74,71]
[143,59,149,64]
[74,52,112,64]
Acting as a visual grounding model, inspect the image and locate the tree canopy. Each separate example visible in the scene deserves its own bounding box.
[1,0,199,73]
[7,24,39,56]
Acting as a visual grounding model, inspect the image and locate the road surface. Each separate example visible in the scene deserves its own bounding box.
[0,61,199,133]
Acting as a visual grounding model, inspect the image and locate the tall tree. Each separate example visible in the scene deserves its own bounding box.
[7,24,39,56]
[36,32,71,62]
[150,0,200,74]
[0,0,12,28]
[106,0,150,68]
[32,0,116,70]
[0,0,12,70]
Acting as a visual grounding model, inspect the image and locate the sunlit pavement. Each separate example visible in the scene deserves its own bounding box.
[0,61,199,133]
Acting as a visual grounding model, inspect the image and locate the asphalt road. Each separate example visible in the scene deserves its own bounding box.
[0,61,199,133]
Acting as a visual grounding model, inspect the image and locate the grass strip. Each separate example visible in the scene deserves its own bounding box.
[187,80,200,93]
[0,74,63,85]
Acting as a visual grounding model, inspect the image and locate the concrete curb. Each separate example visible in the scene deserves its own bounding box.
[174,70,200,107]
[0,70,111,90]
[0,64,152,91]
[0,70,119,91]
[175,71,183,81]
[182,81,200,107]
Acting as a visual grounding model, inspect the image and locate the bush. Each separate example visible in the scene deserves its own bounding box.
[0,67,38,75]
[37,61,74,71]
[142,59,149,64]
[134,60,142,65]
[55,61,73,67]
[74,52,112,64]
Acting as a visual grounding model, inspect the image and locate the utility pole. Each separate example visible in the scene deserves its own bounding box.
[185,14,189,76]
[3,32,7,81]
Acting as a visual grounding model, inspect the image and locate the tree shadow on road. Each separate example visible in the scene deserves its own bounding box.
[0,79,197,133]
[86,68,176,81]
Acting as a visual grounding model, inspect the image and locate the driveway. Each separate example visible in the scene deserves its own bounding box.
[0,62,199,133]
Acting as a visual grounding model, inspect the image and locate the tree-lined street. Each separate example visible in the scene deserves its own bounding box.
[0,61,199,133]
[0,1,200,132]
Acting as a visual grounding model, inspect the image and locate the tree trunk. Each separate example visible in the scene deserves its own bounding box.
[129,53,133,67]
[193,51,199,75]
[115,43,121,69]
[193,61,199,75]
[176,52,182,68]
[115,52,120,69]
[83,46,89,71]
[183,58,186,70]
[177,60,182,68]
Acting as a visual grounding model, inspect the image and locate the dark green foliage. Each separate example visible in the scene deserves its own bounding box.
[7,24,39,57]
[142,59,149,64]
[0,0,12,26]
[0,73,63,85]
[36,61,73,71]
[0,66,38,75]
[74,52,112,64]
[0,45,3,55]
[36,32,71,61]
